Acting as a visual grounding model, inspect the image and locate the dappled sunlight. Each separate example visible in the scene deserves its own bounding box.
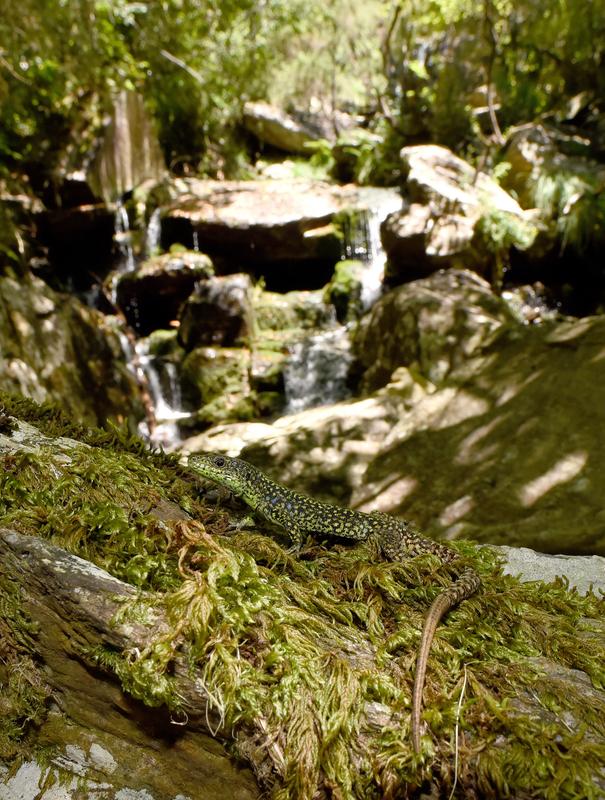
[356,476,419,513]
[519,451,588,508]
[455,415,507,465]
[439,494,475,526]
[495,370,543,407]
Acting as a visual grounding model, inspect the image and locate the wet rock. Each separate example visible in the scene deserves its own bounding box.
[383,145,538,283]
[115,250,214,334]
[181,346,256,426]
[324,259,365,323]
[254,288,335,333]
[178,274,254,350]
[0,274,143,427]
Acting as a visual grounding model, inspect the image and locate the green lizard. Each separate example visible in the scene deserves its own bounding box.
[188,452,480,752]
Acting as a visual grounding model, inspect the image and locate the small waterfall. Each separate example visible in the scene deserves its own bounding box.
[135,338,189,449]
[192,229,200,252]
[145,208,162,258]
[114,200,136,273]
[344,188,402,310]
[116,326,188,449]
[284,327,353,414]
[282,189,400,414]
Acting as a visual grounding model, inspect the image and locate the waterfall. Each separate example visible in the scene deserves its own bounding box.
[116,326,188,449]
[135,338,189,449]
[345,188,402,310]
[145,208,162,258]
[114,200,136,274]
[284,327,353,413]
[282,188,400,414]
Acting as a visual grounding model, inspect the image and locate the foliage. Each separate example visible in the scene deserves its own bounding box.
[381,0,605,150]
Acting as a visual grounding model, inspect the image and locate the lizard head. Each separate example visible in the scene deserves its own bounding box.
[187,452,255,498]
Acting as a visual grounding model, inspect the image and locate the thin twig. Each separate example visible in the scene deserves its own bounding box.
[449,665,468,800]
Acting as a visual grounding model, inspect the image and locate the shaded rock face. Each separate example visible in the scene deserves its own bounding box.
[178,273,254,350]
[183,270,605,556]
[115,251,214,334]
[383,145,537,284]
[0,275,142,427]
[499,124,605,313]
[35,204,116,289]
[161,179,347,290]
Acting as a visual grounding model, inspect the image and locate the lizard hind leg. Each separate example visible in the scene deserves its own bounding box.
[411,567,481,753]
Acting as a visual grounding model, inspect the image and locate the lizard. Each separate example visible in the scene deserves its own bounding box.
[187,451,481,752]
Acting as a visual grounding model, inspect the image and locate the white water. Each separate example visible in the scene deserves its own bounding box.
[135,339,189,449]
[145,208,162,258]
[114,201,136,273]
[284,327,353,414]
[282,188,400,413]
[349,188,402,310]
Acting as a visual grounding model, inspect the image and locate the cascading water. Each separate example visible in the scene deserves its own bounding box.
[135,338,190,449]
[283,188,401,413]
[114,200,136,274]
[284,326,353,414]
[347,188,402,310]
[145,208,162,258]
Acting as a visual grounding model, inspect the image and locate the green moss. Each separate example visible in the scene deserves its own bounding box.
[0,574,51,758]
[2,401,605,797]
[324,259,365,323]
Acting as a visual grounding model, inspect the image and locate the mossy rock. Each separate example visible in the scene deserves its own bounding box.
[1,404,605,799]
[324,259,365,323]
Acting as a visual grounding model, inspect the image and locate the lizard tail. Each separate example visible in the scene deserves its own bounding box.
[411,567,481,753]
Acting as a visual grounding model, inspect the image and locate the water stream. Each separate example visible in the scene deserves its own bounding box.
[134,337,190,449]
[283,188,400,413]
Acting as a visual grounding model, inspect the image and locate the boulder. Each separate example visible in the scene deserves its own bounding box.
[243,101,326,154]
[0,274,143,428]
[115,250,214,334]
[182,271,605,556]
[354,269,514,392]
[3,416,605,800]
[178,273,254,350]
[162,179,349,290]
[383,145,538,283]
[181,346,256,426]
[324,259,366,323]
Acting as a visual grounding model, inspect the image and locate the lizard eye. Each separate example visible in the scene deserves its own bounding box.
[213,456,226,468]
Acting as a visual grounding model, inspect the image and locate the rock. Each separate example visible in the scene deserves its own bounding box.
[4,418,605,800]
[88,91,166,203]
[324,259,365,323]
[354,269,512,392]
[182,275,605,556]
[35,204,116,288]
[383,145,538,283]
[0,274,143,428]
[115,250,214,334]
[181,346,255,426]
[499,547,605,596]
[243,101,325,154]
[178,274,254,350]
[253,288,335,333]
[161,178,350,290]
